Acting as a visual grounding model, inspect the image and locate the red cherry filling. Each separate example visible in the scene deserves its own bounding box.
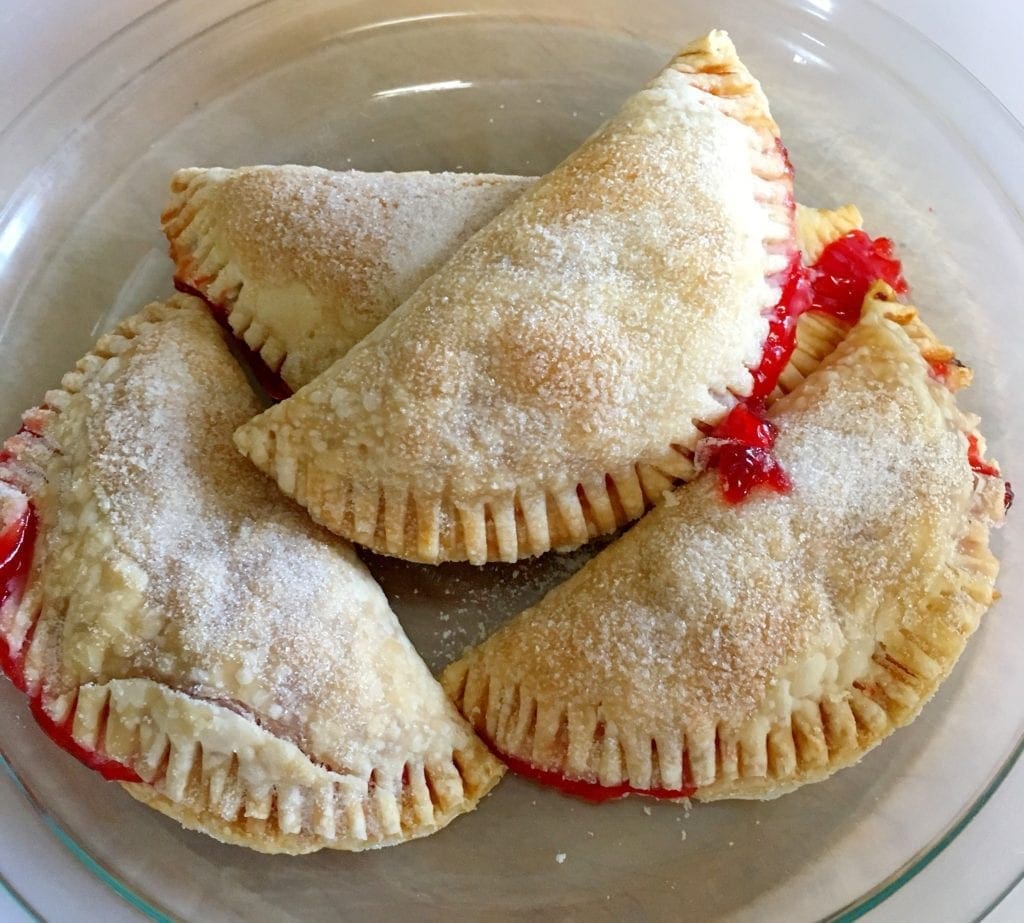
[699,403,792,504]
[28,694,143,783]
[0,504,34,625]
[809,230,908,323]
[497,747,696,804]
[967,434,1000,479]
[173,279,293,402]
[749,255,813,400]
[753,230,910,400]
[0,499,142,783]
[0,500,41,697]
[963,435,1011,512]
[709,228,912,506]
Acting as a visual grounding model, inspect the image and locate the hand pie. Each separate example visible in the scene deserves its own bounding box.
[0,297,502,853]
[164,165,863,404]
[442,290,1006,801]
[164,166,532,391]
[234,31,799,565]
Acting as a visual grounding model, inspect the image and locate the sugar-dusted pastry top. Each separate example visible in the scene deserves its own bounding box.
[235,30,799,565]
[443,291,1006,801]
[164,166,533,390]
[0,296,502,853]
[164,165,863,403]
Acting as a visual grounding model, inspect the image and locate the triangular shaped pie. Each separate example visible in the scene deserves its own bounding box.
[0,296,502,853]
[442,290,1006,801]
[164,166,532,391]
[234,31,800,564]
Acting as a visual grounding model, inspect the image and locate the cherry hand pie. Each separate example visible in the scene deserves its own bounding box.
[0,297,502,853]
[442,289,1006,801]
[234,31,799,565]
[165,171,866,407]
[164,167,532,392]
[163,164,900,413]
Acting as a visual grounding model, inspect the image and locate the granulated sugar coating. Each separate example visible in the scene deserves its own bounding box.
[164,166,534,390]
[234,32,798,565]
[444,300,1005,798]
[2,298,488,782]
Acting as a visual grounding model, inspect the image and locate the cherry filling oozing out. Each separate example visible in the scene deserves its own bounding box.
[808,230,907,323]
[967,433,1013,510]
[926,356,968,385]
[28,695,143,783]
[173,279,293,402]
[0,498,142,783]
[706,229,1011,510]
[967,434,1000,479]
[698,402,791,505]
[705,230,909,504]
[490,738,696,804]
[0,504,34,625]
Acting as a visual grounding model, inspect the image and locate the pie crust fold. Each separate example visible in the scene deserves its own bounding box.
[234,30,798,565]
[442,289,1006,801]
[164,170,856,402]
[163,167,533,391]
[0,297,502,853]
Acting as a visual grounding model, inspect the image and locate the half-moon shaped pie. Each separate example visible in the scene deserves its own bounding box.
[234,31,799,565]
[0,296,502,853]
[442,289,1006,801]
[163,167,532,392]
[164,164,861,402]
[164,163,868,408]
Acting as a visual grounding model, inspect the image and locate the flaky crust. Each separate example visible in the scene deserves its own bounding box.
[0,298,502,853]
[163,167,533,391]
[235,31,797,565]
[442,291,1005,801]
[165,175,872,405]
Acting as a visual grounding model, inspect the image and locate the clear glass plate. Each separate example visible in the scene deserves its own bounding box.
[1,0,1022,919]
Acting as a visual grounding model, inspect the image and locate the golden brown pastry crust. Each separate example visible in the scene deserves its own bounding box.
[0,297,502,853]
[165,173,874,404]
[234,31,798,565]
[442,289,1005,801]
[163,167,533,391]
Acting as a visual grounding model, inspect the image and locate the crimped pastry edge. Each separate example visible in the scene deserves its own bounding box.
[441,290,1005,801]
[233,31,800,566]
[0,296,504,853]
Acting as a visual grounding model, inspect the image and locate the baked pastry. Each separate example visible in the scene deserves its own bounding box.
[163,167,532,391]
[0,296,502,853]
[164,165,868,400]
[442,288,1006,801]
[234,31,800,565]
[164,167,858,403]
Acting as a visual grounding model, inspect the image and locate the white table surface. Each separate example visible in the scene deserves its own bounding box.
[1,1,1022,920]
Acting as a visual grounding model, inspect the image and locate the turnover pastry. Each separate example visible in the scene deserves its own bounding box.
[163,166,870,401]
[442,289,1007,801]
[234,31,800,565]
[163,166,532,392]
[0,297,502,853]
[165,163,912,413]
